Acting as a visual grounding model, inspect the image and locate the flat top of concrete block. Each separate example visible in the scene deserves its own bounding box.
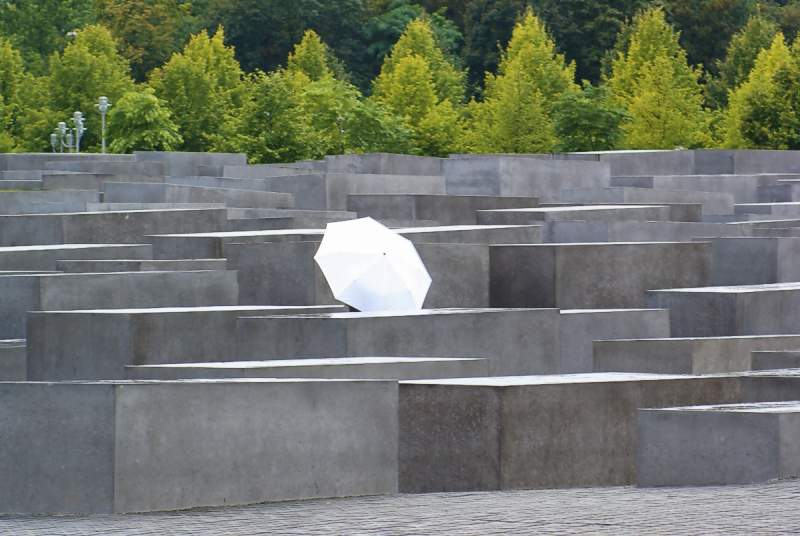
[495,241,705,248]
[403,372,692,386]
[644,401,800,413]
[130,357,487,369]
[2,378,393,386]
[739,369,800,377]
[395,225,539,233]
[154,229,325,238]
[651,282,800,294]
[599,335,800,343]
[0,270,223,279]
[560,309,667,315]
[31,305,342,315]
[241,307,557,320]
[752,350,800,355]
[477,205,666,213]
[56,258,223,263]
[0,244,148,252]
[1,208,224,218]
[737,202,800,207]
[0,339,24,347]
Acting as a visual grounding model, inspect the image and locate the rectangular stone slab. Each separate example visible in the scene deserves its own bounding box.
[0,244,153,271]
[647,282,800,337]
[236,308,560,376]
[490,242,711,309]
[27,305,344,381]
[398,373,742,492]
[0,379,397,514]
[637,401,800,487]
[126,356,489,380]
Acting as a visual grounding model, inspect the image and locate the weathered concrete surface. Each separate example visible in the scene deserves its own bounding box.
[0,209,228,246]
[26,306,343,380]
[347,194,538,225]
[444,155,610,202]
[0,190,99,215]
[699,237,800,285]
[0,379,398,514]
[490,242,711,309]
[236,309,560,376]
[324,153,444,175]
[0,244,152,271]
[637,402,800,487]
[751,350,800,370]
[399,373,741,492]
[0,339,25,380]
[0,270,239,338]
[647,282,800,337]
[55,259,227,273]
[103,182,295,209]
[545,220,753,243]
[134,151,247,177]
[477,205,671,225]
[559,309,671,373]
[126,356,489,380]
[560,187,735,216]
[593,335,800,374]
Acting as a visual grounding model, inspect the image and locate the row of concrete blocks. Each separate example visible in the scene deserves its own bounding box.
[5,370,800,514]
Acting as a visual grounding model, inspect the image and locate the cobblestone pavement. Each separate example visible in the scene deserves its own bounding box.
[2,480,800,535]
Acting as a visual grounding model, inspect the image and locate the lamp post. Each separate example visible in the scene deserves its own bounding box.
[53,113,84,153]
[50,132,58,153]
[72,111,85,153]
[96,96,111,154]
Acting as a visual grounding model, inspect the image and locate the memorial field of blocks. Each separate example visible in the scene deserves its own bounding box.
[8,149,800,513]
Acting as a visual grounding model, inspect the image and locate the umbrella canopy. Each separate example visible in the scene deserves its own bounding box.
[314,217,432,312]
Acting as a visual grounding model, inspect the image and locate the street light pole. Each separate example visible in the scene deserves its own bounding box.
[96,96,111,154]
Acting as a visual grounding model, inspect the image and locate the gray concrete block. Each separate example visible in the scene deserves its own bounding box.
[55,259,227,273]
[698,237,800,286]
[134,151,246,177]
[648,174,799,204]
[44,160,165,176]
[103,182,295,209]
[42,172,163,191]
[0,190,100,215]
[236,309,560,376]
[637,402,800,487]
[347,194,538,225]
[444,155,610,202]
[399,373,742,492]
[593,335,800,375]
[0,244,152,271]
[491,242,711,309]
[478,205,671,225]
[559,309,670,373]
[0,208,228,246]
[0,270,239,338]
[324,153,444,175]
[0,339,25,380]
[27,305,344,380]
[751,351,800,371]
[0,379,397,513]
[560,186,735,216]
[0,153,134,172]
[647,283,800,337]
[0,180,43,190]
[126,356,489,380]
[545,220,753,243]
[567,151,696,176]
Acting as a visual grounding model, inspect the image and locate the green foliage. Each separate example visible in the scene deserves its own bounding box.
[608,7,710,149]
[47,25,135,150]
[150,27,244,151]
[462,0,526,91]
[662,0,756,73]
[553,84,628,151]
[96,0,195,81]
[708,14,779,107]
[287,30,336,81]
[373,53,462,156]
[0,0,96,73]
[0,37,25,150]
[724,33,799,148]
[375,17,465,104]
[107,88,182,152]
[462,7,576,153]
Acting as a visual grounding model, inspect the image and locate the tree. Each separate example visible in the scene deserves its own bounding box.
[360,1,462,89]
[552,84,628,151]
[150,27,244,151]
[0,0,96,73]
[95,0,195,81]
[724,33,796,148]
[0,37,26,150]
[375,16,465,104]
[608,7,710,148]
[708,14,779,107]
[47,24,135,150]
[462,0,526,90]
[662,0,756,73]
[107,88,183,152]
[372,54,462,156]
[287,30,338,81]
[461,7,576,153]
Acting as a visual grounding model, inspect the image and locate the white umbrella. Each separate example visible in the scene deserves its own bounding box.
[314,217,432,312]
